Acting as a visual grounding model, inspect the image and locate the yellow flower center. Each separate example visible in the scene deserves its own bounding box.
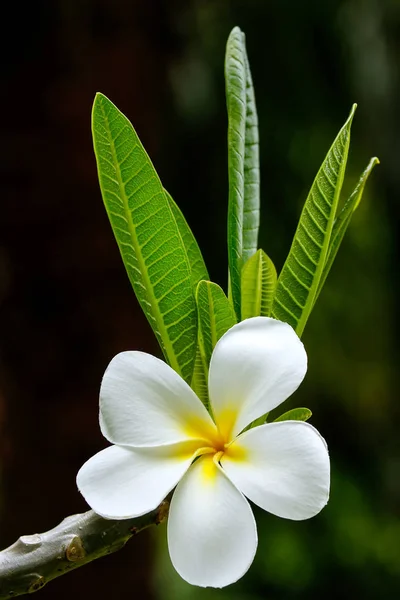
[194,427,245,464]
[181,406,247,470]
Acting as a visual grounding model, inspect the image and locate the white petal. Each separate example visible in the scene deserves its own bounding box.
[208,317,307,439]
[77,441,199,519]
[221,421,330,520]
[100,351,218,447]
[167,455,257,588]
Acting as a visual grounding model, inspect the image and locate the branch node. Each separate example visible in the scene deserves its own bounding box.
[18,535,42,551]
[0,504,164,598]
[27,575,46,594]
[155,500,169,525]
[65,536,86,562]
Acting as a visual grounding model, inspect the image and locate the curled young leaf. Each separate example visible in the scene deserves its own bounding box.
[226,27,260,319]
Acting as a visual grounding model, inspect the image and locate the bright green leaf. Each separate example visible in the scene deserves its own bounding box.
[274,408,312,423]
[225,27,260,319]
[314,156,379,304]
[241,249,277,319]
[165,189,209,289]
[92,93,197,383]
[271,105,357,337]
[196,280,237,371]
[164,189,210,398]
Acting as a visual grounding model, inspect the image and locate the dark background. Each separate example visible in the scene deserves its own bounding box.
[1,1,399,599]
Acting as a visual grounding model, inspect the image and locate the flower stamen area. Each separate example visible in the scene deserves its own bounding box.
[195,446,218,458]
[213,450,224,465]
[194,441,226,474]
[190,412,249,470]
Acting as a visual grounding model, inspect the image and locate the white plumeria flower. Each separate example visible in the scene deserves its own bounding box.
[77,317,330,588]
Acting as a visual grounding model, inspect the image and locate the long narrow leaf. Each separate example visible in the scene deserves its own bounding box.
[196,281,237,371]
[92,93,197,382]
[226,27,246,319]
[165,189,209,288]
[271,105,356,337]
[243,49,260,264]
[241,249,277,319]
[314,156,379,303]
[225,28,260,319]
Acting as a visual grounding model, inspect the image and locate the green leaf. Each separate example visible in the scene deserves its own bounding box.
[164,190,210,398]
[243,48,260,264]
[191,347,209,407]
[245,412,269,430]
[92,93,197,383]
[274,408,312,423]
[271,105,357,337]
[165,189,209,289]
[314,156,379,303]
[225,27,260,319]
[225,28,246,319]
[196,281,237,370]
[241,249,277,319]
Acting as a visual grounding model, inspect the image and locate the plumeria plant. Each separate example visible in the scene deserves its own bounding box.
[0,26,378,597]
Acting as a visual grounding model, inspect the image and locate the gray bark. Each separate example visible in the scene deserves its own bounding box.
[0,501,169,599]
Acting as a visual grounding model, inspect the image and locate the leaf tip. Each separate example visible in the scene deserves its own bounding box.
[347,103,357,124]
[92,93,109,117]
[92,93,113,130]
[229,25,243,36]
[195,279,209,296]
[227,26,245,50]
[94,91,105,104]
